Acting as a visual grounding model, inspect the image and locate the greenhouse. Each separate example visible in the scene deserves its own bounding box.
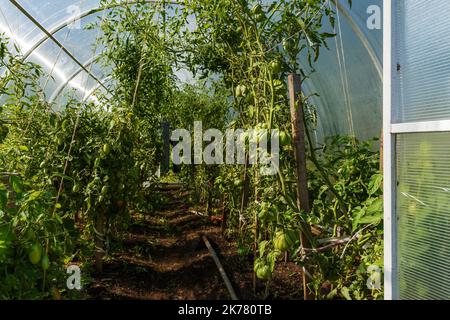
[0,0,447,302]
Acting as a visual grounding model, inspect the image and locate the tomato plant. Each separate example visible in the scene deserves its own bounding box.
[1,0,381,300]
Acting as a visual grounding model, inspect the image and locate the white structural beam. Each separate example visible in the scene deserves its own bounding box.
[383,0,395,301]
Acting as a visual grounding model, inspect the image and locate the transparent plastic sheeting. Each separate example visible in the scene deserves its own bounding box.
[396,1,450,123]
[0,0,105,105]
[396,133,450,300]
[304,0,382,142]
[0,0,383,142]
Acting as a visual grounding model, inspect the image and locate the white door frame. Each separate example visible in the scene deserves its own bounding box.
[383,0,450,300]
[383,0,395,300]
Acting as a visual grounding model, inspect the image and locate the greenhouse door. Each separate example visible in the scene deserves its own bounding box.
[384,0,450,300]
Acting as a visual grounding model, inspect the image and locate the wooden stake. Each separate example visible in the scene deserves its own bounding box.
[239,153,250,231]
[162,121,170,175]
[288,74,311,300]
[94,211,106,273]
[221,195,228,236]
[253,170,259,294]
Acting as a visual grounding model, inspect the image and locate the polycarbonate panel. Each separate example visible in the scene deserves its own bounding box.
[396,132,450,300]
[395,1,450,123]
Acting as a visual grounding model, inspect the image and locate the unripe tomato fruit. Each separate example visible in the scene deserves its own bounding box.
[103,144,111,155]
[279,131,291,146]
[101,186,109,195]
[41,255,50,271]
[256,265,271,280]
[270,60,282,74]
[29,243,42,265]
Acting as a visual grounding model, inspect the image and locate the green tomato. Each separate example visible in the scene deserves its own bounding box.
[274,231,294,252]
[256,12,266,23]
[279,131,291,147]
[29,243,42,265]
[103,144,111,155]
[41,255,50,271]
[258,207,269,220]
[255,265,271,280]
[72,184,80,193]
[61,120,69,132]
[235,85,247,98]
[269,60,282,74]
[101,186,109,196]
[235,86,242,97]
[252,4,263,15]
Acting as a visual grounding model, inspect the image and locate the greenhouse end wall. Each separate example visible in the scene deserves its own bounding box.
[385,0,450,300]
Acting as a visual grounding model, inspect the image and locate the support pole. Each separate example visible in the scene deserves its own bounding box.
[239,153,250,231]
[94,211,106,273]
[162,121,170,175]
[202,236,238,300]
[288,74,311,300]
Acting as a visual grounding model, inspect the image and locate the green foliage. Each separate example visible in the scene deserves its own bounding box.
[306,136,383,300]
[0,0,381,300]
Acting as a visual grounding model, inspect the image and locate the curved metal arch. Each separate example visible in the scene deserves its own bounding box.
[22,0,181,61]
[54,75,113,105]
[49,54,103,103]
[9,0,110,94]
[82,75,113,103]
[333,0,382,80]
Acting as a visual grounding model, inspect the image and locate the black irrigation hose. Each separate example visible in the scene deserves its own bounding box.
[202,235,238,300]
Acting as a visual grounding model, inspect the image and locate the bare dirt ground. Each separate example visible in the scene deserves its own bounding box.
[87,186,304,300]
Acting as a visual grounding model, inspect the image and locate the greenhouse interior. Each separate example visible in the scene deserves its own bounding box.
[0,0,447,302]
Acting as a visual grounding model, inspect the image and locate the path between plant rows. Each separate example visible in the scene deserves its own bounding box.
[87,185,304,300]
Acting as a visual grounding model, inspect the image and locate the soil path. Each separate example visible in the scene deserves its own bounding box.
[88,184,303,300]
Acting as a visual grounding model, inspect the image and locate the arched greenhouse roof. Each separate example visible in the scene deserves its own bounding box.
[0,0,382,141]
